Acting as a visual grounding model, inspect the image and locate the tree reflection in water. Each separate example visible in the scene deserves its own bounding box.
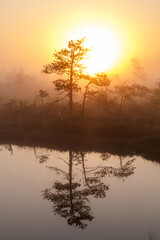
[96,154,136,181]
[42,151,136,229]
[33,147,50,164]
[114,156,136,179]
[4,144,13,155]
[43,151,94,229]
[76,152,109,198]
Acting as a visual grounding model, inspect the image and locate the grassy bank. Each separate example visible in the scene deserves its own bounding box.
[0,101,160,162]
[0,123,160,164]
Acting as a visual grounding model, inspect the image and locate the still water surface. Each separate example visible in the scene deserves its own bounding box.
[0,144,160,240]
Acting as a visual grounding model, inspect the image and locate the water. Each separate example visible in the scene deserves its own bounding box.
[0,144,160,240]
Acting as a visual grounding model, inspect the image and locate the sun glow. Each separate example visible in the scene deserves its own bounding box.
[68,25,123,75]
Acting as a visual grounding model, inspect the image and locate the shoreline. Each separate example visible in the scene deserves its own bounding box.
[0,130,160,163]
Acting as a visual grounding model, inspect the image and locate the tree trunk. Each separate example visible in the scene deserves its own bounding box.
[81,82,90,120]
[69,55,74,119]
[81,152,90,188]
[33,95,39,110]
[119,95,124,115]
[119,156,123,169]
[69,150,73,213]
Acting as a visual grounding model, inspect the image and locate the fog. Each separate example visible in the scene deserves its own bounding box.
[0,57,159,106]
[0,68,54,104]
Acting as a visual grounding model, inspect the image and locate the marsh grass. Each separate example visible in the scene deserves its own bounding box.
[147,227,157,240]
[1,101,160,163]
[138,227,159,240]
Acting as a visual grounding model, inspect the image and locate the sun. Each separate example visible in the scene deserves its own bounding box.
[83,27,121,74]
[68,25,122,75]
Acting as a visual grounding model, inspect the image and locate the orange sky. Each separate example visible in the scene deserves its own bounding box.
[0,0,160,77]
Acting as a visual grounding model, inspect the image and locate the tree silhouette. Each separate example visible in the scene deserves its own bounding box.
[33,147,49,164]
[43,38,89,118]
[14,68,25,86]
[131,58,145,79]
[114,82,149,113]
[114,156,136,179]
[150,80,160,114]
[74,152,109,198]
[95,154,136,181]
[43,150,93,229]
[4,144,13,155]
[42,151,136,228]
[33,89,49,109]
[80,73,111,120]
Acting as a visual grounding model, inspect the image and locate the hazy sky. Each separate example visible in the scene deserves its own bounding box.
[1,0,160,76]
